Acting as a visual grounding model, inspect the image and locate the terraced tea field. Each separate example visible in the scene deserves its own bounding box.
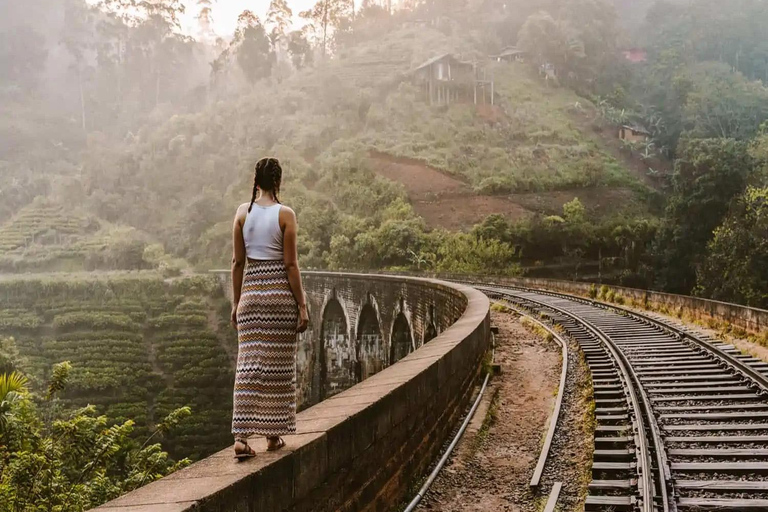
[0,273,235,460]
[0,201,148,272]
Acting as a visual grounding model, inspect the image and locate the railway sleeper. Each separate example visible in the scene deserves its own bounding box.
[646,385,751,394]
[664,422,768,431]
[594,448,635,461]
[638,364,725,373]
[669,448,768,457]
[666,435,768,443]
[640,374,734,382]
[595,436,634,447]
[660,411,768,420]
[652,393,761,402]
[672,461,768,473]
[676,479,768,491]
[597,415,630,424]
[657,403,768,412]
[678,497,768,510]
[588,479,633,491]
[584,494,635,511]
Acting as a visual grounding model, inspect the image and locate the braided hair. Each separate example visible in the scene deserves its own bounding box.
[248,157,283,213]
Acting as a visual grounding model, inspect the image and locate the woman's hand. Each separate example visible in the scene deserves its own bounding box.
[297,305,309,333]
[231,304,239,328]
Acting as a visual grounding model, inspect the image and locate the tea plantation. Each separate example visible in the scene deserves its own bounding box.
[0,273,235,460]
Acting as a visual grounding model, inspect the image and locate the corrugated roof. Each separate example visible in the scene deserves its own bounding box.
[413,53,454,71]
[498,48,525,57]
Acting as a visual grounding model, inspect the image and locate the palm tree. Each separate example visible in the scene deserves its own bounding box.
[0,371,28,432]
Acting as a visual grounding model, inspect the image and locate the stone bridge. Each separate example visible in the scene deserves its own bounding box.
[215,271,470,408]
[93,271,490,512]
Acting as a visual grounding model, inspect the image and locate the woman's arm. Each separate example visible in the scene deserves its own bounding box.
[231,205,247,326]
[282,207,309,333]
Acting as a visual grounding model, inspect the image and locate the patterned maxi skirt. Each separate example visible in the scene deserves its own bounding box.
[232,259,298,437]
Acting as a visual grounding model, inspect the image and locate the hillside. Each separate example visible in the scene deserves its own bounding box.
[22,26,652,278]
[0,273,236,460]
[0,199,153,273]
[361,60,658,229]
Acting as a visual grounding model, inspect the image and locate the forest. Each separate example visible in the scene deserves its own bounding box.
[3,0,768,508]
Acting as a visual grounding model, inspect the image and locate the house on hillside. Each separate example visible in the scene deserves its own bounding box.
[494,46,526,63]
[619,124,651,143]
[539,62,557,80]
[622,48,648,63]
[411,53,495,106]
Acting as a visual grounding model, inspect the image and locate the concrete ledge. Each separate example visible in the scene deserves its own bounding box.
[92,273,490,512]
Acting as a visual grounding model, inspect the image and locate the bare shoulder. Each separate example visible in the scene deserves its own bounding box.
[234,203,249,222]
[279,205,297,219]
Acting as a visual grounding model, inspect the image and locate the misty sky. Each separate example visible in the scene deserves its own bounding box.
[177,0,366,36]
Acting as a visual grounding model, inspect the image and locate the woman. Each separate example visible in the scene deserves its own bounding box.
[230,157,309,460]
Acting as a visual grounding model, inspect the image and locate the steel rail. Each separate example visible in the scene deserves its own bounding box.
[403,363,492,512]
[596,300,768,395]
[498,282,768,394]
[483,285,666,512]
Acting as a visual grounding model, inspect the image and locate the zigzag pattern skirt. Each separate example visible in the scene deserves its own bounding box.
[232,259,298,437]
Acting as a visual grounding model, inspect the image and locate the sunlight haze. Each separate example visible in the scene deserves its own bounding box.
[178,0,364,36]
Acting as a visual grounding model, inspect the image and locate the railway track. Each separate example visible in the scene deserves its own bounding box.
[476,283,768,511]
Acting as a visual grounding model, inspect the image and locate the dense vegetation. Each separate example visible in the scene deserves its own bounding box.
[0,274,235,461]
[0,363,192,510]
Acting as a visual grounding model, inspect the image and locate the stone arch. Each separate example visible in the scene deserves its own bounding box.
[424,304,438,344]
[356,297,384,382]
[296,302,315,409]
[390,311,414,365]
[320,297,355,399]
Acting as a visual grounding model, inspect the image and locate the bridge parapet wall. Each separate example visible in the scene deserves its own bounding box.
[416,273,768,336]
[93,272,490,512]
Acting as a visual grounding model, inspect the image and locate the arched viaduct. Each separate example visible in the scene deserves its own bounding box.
[215,271,466,409]
[93,271,490,512]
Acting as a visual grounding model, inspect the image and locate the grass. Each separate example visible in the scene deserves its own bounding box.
[359,60,649,200]
[469,387,500,456]
[520,316,555,343]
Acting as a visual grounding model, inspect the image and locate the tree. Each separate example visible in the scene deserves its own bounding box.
[287,29,313,69]
[0,363,192,511]
[266,0,293,47]
[0,372,27,433]
[212,11,273,86]
[697,186,768,308]
[233,11,273,84]
[196,0,216,42]
[299,0,354,58]
[653,138,755,293]
[681,62,768,140]
[517,11,584,82]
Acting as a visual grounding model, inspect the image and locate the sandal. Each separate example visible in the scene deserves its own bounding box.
[234,439,257,461]
[266,437,286,452]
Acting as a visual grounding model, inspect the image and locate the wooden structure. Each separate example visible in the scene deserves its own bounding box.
[411,53,495,106]
[494,46,526,63]
[619,124,651,143]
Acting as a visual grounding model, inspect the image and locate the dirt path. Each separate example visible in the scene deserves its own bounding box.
[368,152,531,231]
[415,310,566,512]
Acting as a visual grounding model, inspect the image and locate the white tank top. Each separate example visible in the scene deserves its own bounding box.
[243,203,284,260]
